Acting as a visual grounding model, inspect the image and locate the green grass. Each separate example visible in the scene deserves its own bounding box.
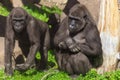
[1,67,120,80]
[0,69,71,80]
[0,51,72,80]
[1,50,120,80]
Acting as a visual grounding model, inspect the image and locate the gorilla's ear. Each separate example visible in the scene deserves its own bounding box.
[8,10,14,24]
[9,10,14,19]
[25,13,28,20]
[23,10,28,19]
[24,11,30,23]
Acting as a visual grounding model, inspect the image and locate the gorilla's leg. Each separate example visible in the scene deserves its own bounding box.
[70,52,92,75]
[57,52,92,75]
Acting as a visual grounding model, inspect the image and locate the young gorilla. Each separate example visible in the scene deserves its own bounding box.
[5,7,50,75]
[54,4,103,75]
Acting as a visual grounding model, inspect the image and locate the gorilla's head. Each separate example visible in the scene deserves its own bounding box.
[68,4,89,34]
[10,7,28,33]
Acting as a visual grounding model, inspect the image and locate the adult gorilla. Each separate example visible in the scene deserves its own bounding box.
[54,4,103,75]
[5,7,50,75]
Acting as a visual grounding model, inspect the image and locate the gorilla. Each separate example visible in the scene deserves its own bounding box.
[5,7,50,75]
[54,4,103,75]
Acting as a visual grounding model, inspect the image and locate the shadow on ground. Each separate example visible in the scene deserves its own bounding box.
[0,15,6,37]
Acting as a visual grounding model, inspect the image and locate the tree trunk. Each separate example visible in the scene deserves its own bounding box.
[97,0,120,73]
[11,0,23,7]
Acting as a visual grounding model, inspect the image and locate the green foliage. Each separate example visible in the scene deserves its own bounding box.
[0,68,71,80]
[35,51,41,60]
[0,4,62,23]
[1,51,120,80]
[1,68,120,80]
[48,50,58,68]
[76,69,105,80]
[103,70,120,80]
[23,5,49,22]
[0,6,9,16]
[41,5,62,15]
[46,71,71,80]
[76,69,120,80]
[35,50,58,68]
[23,5,62,22]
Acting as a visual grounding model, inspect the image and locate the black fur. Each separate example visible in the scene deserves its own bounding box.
[4,7,50,75]
[54,4,103,75]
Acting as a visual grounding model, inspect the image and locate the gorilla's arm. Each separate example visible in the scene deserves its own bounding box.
[58,37,73,50]
[79,24,102,56]
[5,16,15,75]
[54,17,69,49]
[16,19,40,70]
[56,17,80,51]
[62,24,102,55]
[64,37,81,52]
[26,20,40,66]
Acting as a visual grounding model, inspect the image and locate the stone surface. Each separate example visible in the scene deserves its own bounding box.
[12,0,23,7]
[40,0,100,24]
[78,0,100,24]
[0,15,6,68]
[0,37,4,68]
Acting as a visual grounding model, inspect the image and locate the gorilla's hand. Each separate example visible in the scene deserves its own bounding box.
[58,41,67,49]
[15,63,29,71]
[65,37,81,53]
[68,43,81,53]
[5,64,13,76]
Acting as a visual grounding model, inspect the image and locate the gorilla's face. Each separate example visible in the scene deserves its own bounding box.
[68,16,85,34]
[68,8,86,34]
[11,8,27,33]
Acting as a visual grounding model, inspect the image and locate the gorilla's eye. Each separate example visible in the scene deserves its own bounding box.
[12,19,25,25]
[12,20,16,23]
[69,17,80,21]
[20,20,25,24]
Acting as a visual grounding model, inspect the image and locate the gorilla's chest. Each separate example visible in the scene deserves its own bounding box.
[72,32,86,44]
[16,32,30,44]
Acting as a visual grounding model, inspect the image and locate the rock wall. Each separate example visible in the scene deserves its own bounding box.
[40,0,100,23]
